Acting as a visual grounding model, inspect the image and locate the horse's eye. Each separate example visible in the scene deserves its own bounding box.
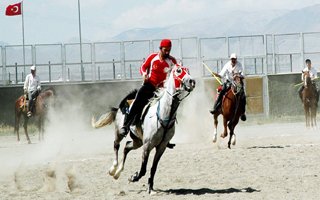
[176,68,182,74]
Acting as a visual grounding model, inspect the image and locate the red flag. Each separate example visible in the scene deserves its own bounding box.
[5,2,22,16]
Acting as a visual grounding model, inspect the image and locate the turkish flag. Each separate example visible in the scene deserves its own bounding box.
[5,2,22,16]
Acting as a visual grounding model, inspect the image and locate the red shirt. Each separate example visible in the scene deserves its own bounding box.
[140,53,177,87]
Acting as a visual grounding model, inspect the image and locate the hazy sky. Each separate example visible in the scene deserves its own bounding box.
[0,0,319,45]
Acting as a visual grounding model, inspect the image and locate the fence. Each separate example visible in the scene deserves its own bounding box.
[1,31,320,85]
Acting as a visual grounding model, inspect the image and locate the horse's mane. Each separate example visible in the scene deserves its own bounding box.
[149,88,165,105]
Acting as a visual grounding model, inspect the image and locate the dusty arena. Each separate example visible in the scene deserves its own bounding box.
[1,83,320,200]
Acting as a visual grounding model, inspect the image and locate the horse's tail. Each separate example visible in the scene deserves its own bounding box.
[91,107,118,128]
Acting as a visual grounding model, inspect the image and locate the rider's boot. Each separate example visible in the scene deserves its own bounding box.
[210,94,222,115]
[166,142,176,149]
[119,113,129,137]
[27,99,34,117]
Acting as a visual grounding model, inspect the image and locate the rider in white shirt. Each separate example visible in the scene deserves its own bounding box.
[209,53,247,121]
[298,59,319,102]
[23,65,41,117]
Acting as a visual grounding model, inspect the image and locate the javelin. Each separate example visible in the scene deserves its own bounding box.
[202,62,222,85]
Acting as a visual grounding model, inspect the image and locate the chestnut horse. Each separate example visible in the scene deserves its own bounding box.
[212,75,245,148]
[302,72,318,127]
[14,87,55,143]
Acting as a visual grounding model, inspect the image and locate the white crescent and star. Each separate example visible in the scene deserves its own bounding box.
[11,6,19,13]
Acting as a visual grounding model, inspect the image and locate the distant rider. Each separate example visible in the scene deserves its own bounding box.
[23,65,41,117]
[209,53,247,121]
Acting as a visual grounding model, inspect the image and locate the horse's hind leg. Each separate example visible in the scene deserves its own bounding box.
[15,111,21,142]
[114,136,142,180]
[221,117,228,138]
[108,141,120,176]
[23,116,31,144]
[213,114,219,143]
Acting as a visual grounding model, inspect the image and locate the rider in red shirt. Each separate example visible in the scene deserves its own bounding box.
[119,39,177,139]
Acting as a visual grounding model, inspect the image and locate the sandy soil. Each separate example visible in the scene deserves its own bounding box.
[1,113,320,200]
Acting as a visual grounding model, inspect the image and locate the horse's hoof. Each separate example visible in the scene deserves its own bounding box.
[28,140,31,144]
[212,136,217,143]
[113,172,120,180]
[108,168,116,176]
[129,172,139,182]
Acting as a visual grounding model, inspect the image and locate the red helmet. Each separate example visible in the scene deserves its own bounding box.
[159,39,172,48]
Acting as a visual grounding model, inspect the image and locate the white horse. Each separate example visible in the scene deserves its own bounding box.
[92,65,195,193]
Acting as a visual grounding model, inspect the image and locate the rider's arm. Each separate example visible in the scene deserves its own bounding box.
[140,53,157,78]
[23,75,29,91]
[37,76,41,91]
[211,71,221,78]
[219,62,229,79]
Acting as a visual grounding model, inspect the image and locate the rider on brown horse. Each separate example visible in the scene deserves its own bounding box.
[298,59,319,103]
[209,53,247,121]
[23,65,41,117]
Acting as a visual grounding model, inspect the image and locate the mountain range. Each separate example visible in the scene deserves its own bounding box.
[112,4,320,41]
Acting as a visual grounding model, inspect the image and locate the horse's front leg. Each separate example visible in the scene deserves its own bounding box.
[148,143,167,194]
[23,116,31,144]
[221,117,228,138]
[213,113,219,143]
[108,141,120,176]
[129,143,150,183]
[15,111,21,142]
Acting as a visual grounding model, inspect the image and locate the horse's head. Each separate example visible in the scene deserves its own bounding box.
[172,65,196,93]
[232,73,244,94]
[303,71,312,88]
[38,87,56,110]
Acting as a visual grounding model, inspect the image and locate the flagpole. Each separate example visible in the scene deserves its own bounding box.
[77,0,84,81]
[21,1,26,78]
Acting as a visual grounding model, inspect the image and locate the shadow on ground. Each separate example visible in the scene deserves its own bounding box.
[159,187,260,195]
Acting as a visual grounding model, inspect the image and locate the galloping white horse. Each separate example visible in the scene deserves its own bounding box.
[92,65,195,193]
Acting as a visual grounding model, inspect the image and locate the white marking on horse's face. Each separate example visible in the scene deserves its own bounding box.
[172,65,195,92]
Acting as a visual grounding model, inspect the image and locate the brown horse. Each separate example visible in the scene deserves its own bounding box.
[302,72,318,128]
[14,88,55,143]
[212,75,245,149]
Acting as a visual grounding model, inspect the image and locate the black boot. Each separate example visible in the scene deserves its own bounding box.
[166,142,176,149]
[119,113,130,137]
[210,99,221,115]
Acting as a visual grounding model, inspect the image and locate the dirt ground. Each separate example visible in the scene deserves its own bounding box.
[1,111,320,200]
